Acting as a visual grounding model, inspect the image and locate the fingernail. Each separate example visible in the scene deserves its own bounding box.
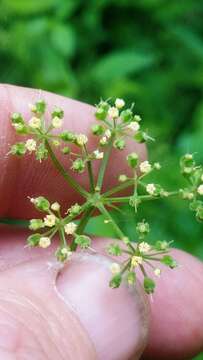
[56,252,149,360]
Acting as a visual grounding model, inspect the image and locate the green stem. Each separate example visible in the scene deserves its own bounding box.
[84,145,95,193]
[59,228,67,247]
[96,137,114,190]
[102,179,134,197]
[45,140,88,198]
[98,203,125,240]
[70,206,94,251]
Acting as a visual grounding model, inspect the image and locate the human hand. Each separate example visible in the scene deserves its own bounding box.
[0,84,203,359]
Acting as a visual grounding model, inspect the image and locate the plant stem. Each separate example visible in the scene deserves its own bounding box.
[96,138,114,190]
[70,206,95,251]
[59,228,67,247]
[45,140,88,198]
[84,145,95,193]
[98,203,125,240]
[102,179,134,197]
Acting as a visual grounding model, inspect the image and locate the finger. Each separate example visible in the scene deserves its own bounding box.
[0,84,146,218]
[0,227,149,360]
[142,249,203,360]
[96,238,203,359]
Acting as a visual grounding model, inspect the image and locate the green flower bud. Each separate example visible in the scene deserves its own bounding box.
[29,219,44,231]
[107,243,122,256]
[114,138,125,150]
[27,233,41,247]
[154,240,170,251]
[52,106,64,119]
[144,277,155,294]
[91,124,104,135]
[161,255,177,269]
[118,174,128,182]
[120,109,133,122]
[31,196,50,212]
[11,112,24,124]
[34,100,46,114]
[10,142,26,156]
[109,274,122,289]
[68,203,82,216]
[127,152,139,168]
[72,158,85,173]
[95,107,107,121]
[75,235,91,249]
[60,131,76,142]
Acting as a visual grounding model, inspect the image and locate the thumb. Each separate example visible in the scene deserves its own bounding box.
[0,248,149,359]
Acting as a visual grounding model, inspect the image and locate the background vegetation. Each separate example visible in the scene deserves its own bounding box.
[0,1,203,357]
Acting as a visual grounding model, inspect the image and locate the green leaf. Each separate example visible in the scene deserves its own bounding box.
[2,0,57,14]
[93,51,155,83]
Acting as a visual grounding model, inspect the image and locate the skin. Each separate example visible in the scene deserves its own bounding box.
[0,84,202,359]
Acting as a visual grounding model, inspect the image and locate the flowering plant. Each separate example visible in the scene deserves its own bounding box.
[10,98,203,294]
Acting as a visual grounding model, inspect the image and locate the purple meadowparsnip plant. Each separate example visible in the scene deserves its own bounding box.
[9,97,203,294]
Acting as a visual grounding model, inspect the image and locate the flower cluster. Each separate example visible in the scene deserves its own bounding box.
[9,97,202,294]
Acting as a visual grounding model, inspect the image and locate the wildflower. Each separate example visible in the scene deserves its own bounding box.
[52,116,63,128]
[146,183,156,195]
[29,219,44,231]
[139,242,151,253]
[51,202,60,212]
[44,214,56,227]
[93,150,104,159]
[197,184,203,195]
[39,237,51,248]
[110,262,121,274]
[72,158,85,173]
[67,203,82,216]
[108,107,119,119]
[25,139,37,152]
[76,134,88,146]
[126,121,140,132]
[140,160,152,174]
[29,117,41,129]
[154,268,161,277]
[131,256,143,267]
[115,98,125,109]
[64,222,77,235]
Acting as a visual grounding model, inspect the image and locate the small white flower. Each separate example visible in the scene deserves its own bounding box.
[105,129,112,138]
[25,139,37,152]
[115,98,125,109]
[154,268,161,277]
[131,256,143,267]
[126,121,140,133]
[110,262,121,274]
[39,237,51,248]
[108,106,119,119]
[64,222,77,235]
[146,183,156,195]
[76,134,88,146]
[29,117,41,129]
[139,242,151,253]
[44,214,56,227]
[51,202,60,211]
[197,184,203,196]
[29,103,37,112]
[140,160,152,174]
[185,153,193,160]
[52,116,63,128]
[100,136,108,145]
[93,150,104,159]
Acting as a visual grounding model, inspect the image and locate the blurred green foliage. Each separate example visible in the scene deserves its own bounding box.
[0,1,203,357]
